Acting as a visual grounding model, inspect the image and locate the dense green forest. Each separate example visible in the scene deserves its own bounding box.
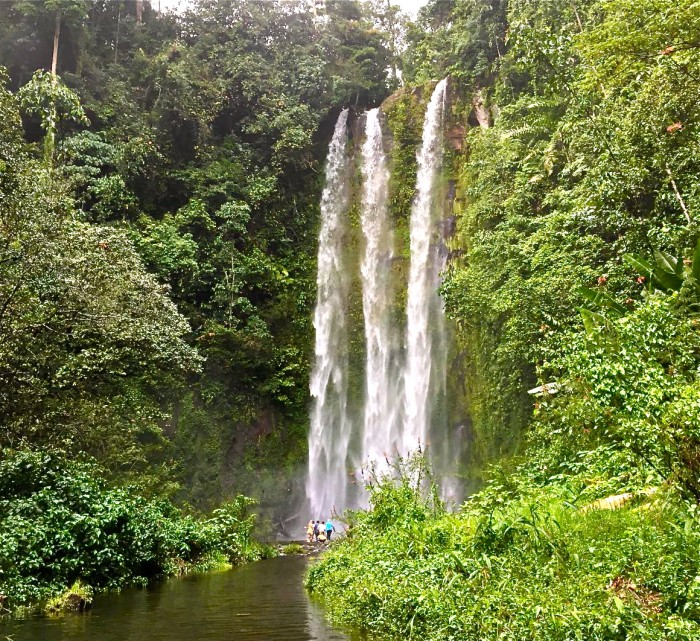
[0,0,395,613]
[0,0,396,503]
[3,0,700,636]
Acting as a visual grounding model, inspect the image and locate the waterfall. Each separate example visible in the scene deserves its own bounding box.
[359,108,402,472]
[307,109,352,518]
[404,78,448,455]
[307,79,455,517]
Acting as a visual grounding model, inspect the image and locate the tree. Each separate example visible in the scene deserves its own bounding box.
[19,69,88,165]
[0,73,199,472]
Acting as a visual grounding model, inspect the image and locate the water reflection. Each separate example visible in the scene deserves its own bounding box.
[2,556,352,641]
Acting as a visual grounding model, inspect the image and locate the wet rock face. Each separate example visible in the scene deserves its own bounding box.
[442,215,457,239]
[225,407,278,467]
[472,90,491,129]
[447,124,466,151]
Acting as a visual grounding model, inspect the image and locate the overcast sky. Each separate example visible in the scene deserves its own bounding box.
[158,0,429,18]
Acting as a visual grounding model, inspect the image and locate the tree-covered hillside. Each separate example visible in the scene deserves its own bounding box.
[411,0,700,477]
[5,0,700,634]
[0,0,395,612]
[0,0,394,514]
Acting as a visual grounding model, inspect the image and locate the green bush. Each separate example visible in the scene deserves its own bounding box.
[0,450,268,612]
[307,468,700,641]
[282,543,306,555]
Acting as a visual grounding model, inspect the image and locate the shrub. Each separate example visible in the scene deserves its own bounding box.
[0,449,268,612]
[307,461,700,641]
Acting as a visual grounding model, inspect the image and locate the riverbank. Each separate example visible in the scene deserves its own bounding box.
[0,450,274,618]
[306,463,700,641]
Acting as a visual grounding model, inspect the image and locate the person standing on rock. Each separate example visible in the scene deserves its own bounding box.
[313,520,320,541]
[306,520,314,543]
[325,519,336,541]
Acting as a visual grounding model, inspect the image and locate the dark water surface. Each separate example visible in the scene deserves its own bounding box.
[3,556,355,641]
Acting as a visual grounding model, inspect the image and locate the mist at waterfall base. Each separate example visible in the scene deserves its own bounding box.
[307,80,463,520]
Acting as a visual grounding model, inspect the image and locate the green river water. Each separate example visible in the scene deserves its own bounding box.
[1,556,356,641]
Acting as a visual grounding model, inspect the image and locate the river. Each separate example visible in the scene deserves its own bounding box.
[2,556,356,641]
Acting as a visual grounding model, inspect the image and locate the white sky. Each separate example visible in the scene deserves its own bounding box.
[393,0,429,17]
[158,0,429,19]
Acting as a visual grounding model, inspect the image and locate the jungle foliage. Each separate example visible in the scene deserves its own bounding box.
[0,449,268,614]
[428,0,700,471]
[0,0,394,510]
[308,0,700,639]
[0,0,393,613]
[4,0,700,633]
[307,454,700,641]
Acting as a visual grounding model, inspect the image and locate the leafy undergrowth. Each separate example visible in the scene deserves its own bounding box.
[0,450,275,616]
[309,245,700,640]
[307,466,700,641]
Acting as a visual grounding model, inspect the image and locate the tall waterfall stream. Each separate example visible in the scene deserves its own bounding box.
[307,81,457,518]
[307,109,353,518]
[404,78,448,457]
[359,108,403,479]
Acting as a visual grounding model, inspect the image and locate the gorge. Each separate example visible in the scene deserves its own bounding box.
[3,1,700,638]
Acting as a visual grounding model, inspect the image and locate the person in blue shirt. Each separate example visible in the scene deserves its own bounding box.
[324,519,336,541]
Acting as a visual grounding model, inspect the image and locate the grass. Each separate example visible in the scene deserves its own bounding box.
[306,474,700,641]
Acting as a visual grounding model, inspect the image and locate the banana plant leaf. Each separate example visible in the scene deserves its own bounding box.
[653,249,683,278]
[578,286,627,317]
[652,268,684,292]
[625,253,683,292]
[624,253,654,281]
[579,307,609,334]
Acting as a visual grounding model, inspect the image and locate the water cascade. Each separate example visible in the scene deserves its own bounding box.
[308,80,456,516]
[359,108,402,471]
[404,78,448,455]
[307,109,353,518]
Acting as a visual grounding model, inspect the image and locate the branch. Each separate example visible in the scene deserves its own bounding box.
[665,164,691,224]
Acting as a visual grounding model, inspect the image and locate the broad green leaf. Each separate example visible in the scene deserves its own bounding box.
[578,286,626,316]
[653,250,680,277]
[579,307,608,334]
[624,254,654,281]
[652,268,684,293]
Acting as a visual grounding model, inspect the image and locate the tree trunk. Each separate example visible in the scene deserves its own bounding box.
[386,0,397,82]
[48,11,61,168]
[570,2,583,32]
[136,0,143,23]
[115,9,120,63]
[51,11,61,75]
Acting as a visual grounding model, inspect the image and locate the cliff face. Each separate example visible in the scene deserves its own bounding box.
[379,80,529,493]
[216,80,511,529]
